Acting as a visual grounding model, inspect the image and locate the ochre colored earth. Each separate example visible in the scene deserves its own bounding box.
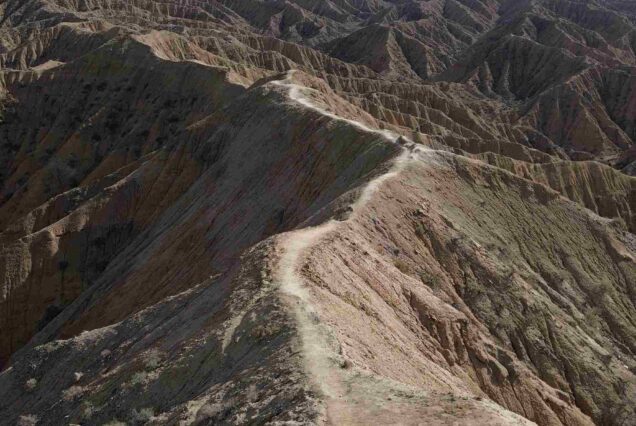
[0,1,635,424]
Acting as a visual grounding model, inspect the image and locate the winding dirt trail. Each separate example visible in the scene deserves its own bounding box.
[271,71,535,425]
[273,71,420,423]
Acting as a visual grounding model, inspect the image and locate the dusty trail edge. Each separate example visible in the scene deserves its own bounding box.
[272,70,430,424]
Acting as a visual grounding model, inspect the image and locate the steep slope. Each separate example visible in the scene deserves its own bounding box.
[2,70,634,425]
[0,1,635,425]
[326,24,443,80]
[3,0,635,169]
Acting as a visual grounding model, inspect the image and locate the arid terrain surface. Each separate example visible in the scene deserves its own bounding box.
[0,0,635,424]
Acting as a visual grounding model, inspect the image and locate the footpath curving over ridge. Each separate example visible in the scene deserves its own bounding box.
[1,1,636,425]
[271,71,635,425]
[273,71,539,425]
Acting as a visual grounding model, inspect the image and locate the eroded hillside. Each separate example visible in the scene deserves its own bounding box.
[0,1,635,425]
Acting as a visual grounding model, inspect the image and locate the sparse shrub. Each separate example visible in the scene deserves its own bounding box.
[589,280,611,299]
[81,401,95,419]
[495,310,517,332]
[609,216,627,231]
[62,385,84,401]
[250,323,280,340]
[131,407,154,424]
[130,371,147,386]
[414,222,427,240]
[393,259,410,274]
[144,350,162,371]
[419,271,440,288]
[584,307,604,331]
[448,235,463,250]
[24,378,37,392]
[17,415,38,426]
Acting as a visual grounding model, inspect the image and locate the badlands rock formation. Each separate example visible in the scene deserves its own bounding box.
[0,1,635,425]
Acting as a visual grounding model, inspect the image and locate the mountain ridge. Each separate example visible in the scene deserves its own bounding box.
[0,1,635,425]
